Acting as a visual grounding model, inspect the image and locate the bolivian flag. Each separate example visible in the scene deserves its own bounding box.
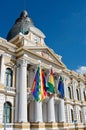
[46,68,55,94]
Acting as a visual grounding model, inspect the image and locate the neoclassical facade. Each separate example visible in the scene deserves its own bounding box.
[0,10,86,130]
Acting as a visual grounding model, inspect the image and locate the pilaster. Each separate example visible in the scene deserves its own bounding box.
[0,54,5,84]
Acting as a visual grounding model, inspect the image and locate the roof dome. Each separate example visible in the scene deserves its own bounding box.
[6,10,34,41]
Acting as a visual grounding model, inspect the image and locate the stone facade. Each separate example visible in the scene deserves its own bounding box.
[0,10,86,130]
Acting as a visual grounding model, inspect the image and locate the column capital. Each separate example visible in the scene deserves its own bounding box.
[20,59,27,67]
[16,59,29,68]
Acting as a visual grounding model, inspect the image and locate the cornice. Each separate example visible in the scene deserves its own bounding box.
[62,69,86,83]
[26,46,66,67]
[15,48,86,83]
[15,48,65,69]
[0,37,17,49]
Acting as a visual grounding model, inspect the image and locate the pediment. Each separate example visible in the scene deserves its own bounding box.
[26,47,66,68]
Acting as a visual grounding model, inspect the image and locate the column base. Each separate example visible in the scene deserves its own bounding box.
[0,124,3,128]
[1,122,85,130]
[14,122,30,130]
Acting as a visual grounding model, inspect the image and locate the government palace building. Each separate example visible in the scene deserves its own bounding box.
[0,10,86,130]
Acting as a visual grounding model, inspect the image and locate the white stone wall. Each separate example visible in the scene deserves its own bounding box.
[0,94,4,123]
[82,107,86,123]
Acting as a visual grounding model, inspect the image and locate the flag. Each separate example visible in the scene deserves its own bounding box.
[31,65,47,101]
[46,68,55,94]
[58,76,64,98]
[41,70,47,100]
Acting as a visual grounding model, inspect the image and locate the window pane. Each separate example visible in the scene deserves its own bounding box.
[5,68,12,87]
[4,102,11,123]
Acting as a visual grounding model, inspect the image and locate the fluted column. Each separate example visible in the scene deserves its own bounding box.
[18,60,27,122]
[59,99,65,122]
[15,64,20,122]
[48,97,55,122]
[0,54,5,84]
[35,101,43,122]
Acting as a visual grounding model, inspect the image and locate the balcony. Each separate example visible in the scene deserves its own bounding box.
[4,86,16,96]
[0,84,16,96]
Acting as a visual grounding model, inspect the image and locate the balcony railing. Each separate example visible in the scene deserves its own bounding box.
[4,87,16,96]
[4,87,16,92]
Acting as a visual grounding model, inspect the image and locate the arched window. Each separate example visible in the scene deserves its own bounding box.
[3,102,11,123]
[79,111,82,122]
[83,91,86,101]
[5,68,13,87]
[71,109,74,122]
[68,87,72,99]
[76,89,79,100]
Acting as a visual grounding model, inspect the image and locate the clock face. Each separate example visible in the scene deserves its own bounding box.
[33,35,40,43]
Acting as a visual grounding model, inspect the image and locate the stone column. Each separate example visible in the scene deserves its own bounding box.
[80,88,83,101]
[1,54,5,84]
[59,99,65,122]
[30,100,35,122]
[15,64,20,122]
[74,106,78,122]
[43,102,48,122]
[79,84,84,101]
[35,101,43,122]
[55,103,59,122]
[72,82,76,100]
[18,60,27,122]
[48,97,55,122]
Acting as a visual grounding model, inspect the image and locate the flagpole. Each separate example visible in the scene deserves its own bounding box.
[38,60,41,66]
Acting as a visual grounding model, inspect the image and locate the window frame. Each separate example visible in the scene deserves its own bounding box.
[5,68,13,87]
[3,102,12,123]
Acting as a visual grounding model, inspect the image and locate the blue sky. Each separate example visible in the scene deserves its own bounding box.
[0,0,86,73]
